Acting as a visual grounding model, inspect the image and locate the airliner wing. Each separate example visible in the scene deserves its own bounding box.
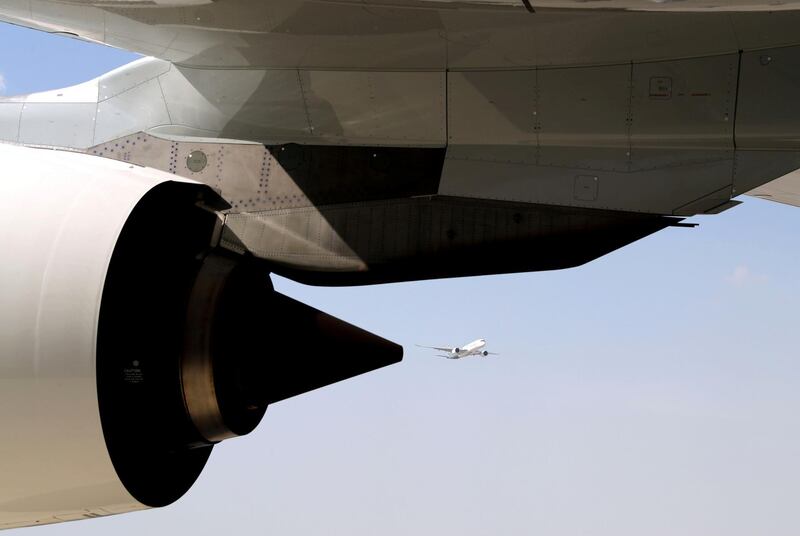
[416,344,453,352]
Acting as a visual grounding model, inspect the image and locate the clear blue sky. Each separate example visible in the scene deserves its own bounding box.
[2,23,800,536]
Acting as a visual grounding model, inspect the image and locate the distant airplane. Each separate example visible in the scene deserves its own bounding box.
[417,339,499,360]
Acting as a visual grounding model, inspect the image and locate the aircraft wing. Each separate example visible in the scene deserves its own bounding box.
[416,344,453,352]
[746,170,800,208]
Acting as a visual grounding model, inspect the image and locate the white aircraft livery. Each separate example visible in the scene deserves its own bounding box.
[2,0,800,529]
[418,340,499,359]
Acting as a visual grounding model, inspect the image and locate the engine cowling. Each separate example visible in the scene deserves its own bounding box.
[0,144,402,529]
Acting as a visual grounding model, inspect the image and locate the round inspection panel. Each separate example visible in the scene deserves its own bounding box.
[186,150,208,173]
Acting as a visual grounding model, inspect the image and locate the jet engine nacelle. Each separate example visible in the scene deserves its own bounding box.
[0,145,401,530]
[454,348,460,354]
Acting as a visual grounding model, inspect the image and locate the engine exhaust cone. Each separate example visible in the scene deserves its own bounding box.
[181,254,403,443]
[231,291,404,408]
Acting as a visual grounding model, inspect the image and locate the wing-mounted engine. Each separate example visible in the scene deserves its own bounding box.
[0,144,401,529]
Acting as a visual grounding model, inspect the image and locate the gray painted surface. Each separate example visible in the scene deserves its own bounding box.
[5,1,800,69]
[1,0,800,277]
[220,196,680,284]
[2,47,797,222]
